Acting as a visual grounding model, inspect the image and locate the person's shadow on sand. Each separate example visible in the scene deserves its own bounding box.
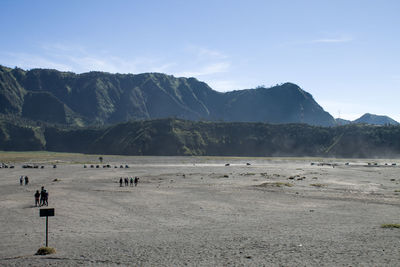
[24,204,47,209]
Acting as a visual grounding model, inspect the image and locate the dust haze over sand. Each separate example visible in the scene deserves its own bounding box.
[0,153,399,266]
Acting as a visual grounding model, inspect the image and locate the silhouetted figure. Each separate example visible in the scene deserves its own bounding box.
[130,177,133,186]
[20,176,23,185]
[119,177,123,187]
[34,190,40,207]
[24,176,29,185]
[40,186,45,206]
[43,190,48,206]
[124,177,129,186]
[134,177,139,187]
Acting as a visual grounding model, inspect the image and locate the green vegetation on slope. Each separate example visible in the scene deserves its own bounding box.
[1,117,399,158]
[0,65,335,126]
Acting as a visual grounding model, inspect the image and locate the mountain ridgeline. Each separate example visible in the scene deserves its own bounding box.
[0,65,335,126]
[336,113,399,126]
[353,113,399,125]
[1,117,400,158]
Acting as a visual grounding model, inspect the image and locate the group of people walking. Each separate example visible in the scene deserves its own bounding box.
[34,186,49,207]
[19,176,29,185]
[22,172,139,208]
[120,177,139,187]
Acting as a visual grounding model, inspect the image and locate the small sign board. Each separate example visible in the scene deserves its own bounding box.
[40,208,55,217]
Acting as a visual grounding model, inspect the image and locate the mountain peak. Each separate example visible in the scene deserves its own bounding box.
[354,113,399,125]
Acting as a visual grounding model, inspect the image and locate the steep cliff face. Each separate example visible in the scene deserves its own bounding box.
[0,66,26,114]
[22,91,68,124]
[0,65,335,126]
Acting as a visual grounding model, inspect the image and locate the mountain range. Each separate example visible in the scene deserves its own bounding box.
[1,64,400,157]
[1,65,397,127]
[0,65,337,126]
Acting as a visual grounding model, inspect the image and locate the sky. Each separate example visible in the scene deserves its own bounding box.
[1,0,400,121]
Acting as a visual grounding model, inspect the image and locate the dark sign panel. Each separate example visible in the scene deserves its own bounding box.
[40,208,55,217]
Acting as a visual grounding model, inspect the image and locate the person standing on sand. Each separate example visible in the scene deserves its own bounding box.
[40,186,45,206]
[125,177,129,186]
[130,177,133,186]
[34,190,40,207]
[119,177,123,187]
[43,190,48,206]
[134,176,139,187]
[24,176,29,185]
[20,176,23,185]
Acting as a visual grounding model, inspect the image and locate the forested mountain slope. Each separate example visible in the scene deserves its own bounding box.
[0,65,335,126]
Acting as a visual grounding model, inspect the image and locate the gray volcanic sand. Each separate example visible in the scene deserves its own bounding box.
[0,154,399,266]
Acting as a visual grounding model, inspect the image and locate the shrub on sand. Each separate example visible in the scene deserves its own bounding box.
[258,182,293,187]
[36,247,56,255]
[381,224,400,229]
[310,183,325,187]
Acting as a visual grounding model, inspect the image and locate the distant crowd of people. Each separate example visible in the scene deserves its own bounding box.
[120,177,139,187]
[34,186,49,207]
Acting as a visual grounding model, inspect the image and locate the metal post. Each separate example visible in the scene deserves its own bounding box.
[46,216,48,247]
[40,208,54,247]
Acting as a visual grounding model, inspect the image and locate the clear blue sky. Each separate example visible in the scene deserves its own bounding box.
[1,0,399,121]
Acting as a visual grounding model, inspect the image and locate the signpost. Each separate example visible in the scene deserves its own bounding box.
[39,208,55,247]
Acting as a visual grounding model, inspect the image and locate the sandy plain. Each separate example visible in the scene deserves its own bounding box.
[0,152,399,266]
